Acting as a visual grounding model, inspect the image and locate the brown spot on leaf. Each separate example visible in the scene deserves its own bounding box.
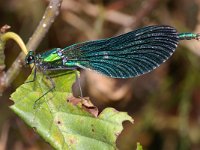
[67,96,81,105]
[57,120,61,125]
[69,138,76,145]
[67,96,99,117]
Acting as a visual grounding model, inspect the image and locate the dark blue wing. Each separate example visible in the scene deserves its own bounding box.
[63,25,179,78]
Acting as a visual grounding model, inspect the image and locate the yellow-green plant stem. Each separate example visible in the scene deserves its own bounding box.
[1,32,28,55]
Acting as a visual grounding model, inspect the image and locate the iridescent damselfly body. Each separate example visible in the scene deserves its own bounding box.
[25,25,200,105]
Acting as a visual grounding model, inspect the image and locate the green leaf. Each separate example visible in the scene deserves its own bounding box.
[10,70,133,150]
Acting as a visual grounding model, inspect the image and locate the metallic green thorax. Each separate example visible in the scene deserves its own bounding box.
[38,47,81,69]
[41,48,61,62]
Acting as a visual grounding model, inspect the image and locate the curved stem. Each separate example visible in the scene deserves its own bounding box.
[1,32,28,55]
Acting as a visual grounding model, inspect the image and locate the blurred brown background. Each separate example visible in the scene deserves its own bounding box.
[0,0,200,149]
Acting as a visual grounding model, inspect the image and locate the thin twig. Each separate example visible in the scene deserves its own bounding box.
[1,0,63,92]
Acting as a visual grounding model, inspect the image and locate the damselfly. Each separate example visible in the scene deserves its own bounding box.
[25,25,200,104]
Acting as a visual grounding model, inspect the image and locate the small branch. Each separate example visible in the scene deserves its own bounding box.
[1,0,63,93]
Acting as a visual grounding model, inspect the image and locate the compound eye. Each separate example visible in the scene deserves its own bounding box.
[29,55,34,61]
[26,55,35,64]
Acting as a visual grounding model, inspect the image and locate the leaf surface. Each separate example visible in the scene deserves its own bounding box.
[10,71,133,150]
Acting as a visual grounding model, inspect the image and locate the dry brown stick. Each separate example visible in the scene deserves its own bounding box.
[1,0,63,93]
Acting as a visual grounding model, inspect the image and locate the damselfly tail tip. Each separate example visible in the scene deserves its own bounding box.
[196,33,200,41]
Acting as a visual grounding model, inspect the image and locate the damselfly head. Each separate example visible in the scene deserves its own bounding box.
[25,51,35,65]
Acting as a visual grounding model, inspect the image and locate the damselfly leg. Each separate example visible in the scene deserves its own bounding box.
[33,69,55,109]
[30,67,82,108]
[74,70,83,98]
[25,65,37,83]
